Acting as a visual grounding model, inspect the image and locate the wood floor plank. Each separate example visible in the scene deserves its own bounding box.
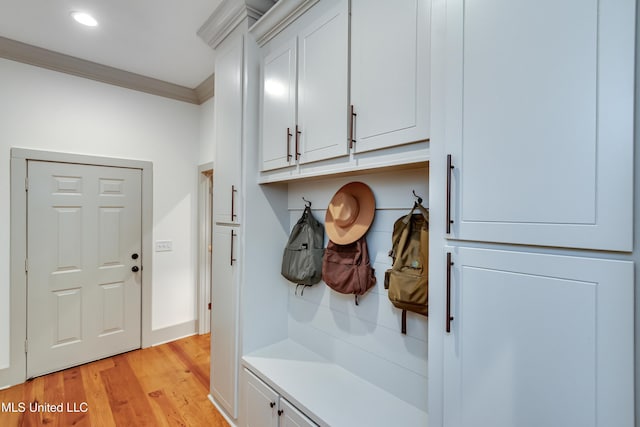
[22,376,46,427]
[167,340,209,389]
[146,388,189,427]
[0,379,26,426]
[149,344,226,427]
[80,358,118,427]
[61,367,91,427]
[100,354,157,426]
[0,334,227,427]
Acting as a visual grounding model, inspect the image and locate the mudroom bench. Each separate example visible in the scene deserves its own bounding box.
[241,339,428,427]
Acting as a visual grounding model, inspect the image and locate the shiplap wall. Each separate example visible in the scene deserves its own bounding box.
[285,166,429,411]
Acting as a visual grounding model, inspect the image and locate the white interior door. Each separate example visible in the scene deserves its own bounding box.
[27,160,142,378]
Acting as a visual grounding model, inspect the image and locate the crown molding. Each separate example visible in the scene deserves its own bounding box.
[0,36,211,105]
[250,0,319,47]
[195,73,215,103]
[198,0,276,49]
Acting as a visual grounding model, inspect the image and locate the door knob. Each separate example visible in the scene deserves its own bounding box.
[131,253,139,260]
[131,266,139,272]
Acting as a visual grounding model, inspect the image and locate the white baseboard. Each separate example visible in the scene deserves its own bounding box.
[149,320,198,347]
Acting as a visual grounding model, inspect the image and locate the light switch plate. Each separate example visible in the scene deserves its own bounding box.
[155,240,173,252]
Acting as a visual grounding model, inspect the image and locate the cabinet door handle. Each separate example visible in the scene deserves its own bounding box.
[278,409,284,416]
[231,185,238,221]
[349,104,357,149]
[269,402,276,408]
[446,154,454,234]
[295,125,301,161]
[286,127,293,161]
[230,230,237,266]
[446,252,454,333]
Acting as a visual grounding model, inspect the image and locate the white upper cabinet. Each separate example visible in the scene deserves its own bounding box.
[297,3,349,164]
[214,33,244,224]
[444,247,634,427]
[262,39,297,172]
[350,0,430,153]
[260,0,349,172]
[444,0,635,251]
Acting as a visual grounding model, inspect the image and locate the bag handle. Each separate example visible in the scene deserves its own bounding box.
[403,202,429,225]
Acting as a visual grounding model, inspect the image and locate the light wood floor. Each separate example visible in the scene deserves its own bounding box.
[0,334,229,427]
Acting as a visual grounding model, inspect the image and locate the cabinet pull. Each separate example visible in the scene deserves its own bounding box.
[278,409,284,417]
[295,125,301,161]
[286,127,293,161]
[446,154,454,234]
[231,185,238,221]
[230,230,237,266]
[270,402,276,408]
[446,252,454,333]
[349,105,357,149]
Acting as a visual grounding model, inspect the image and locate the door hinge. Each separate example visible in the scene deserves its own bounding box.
[25,259,28,273]
[24,340,28,354]
[24,177,28,192]
[208,302,212,310]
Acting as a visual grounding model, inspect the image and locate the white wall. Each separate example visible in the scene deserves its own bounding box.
[286,167,429,411]
[0,58,203,369]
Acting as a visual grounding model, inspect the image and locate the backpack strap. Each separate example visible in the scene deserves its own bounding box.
[402,310,407,335]
[295,283,311,296]
[404,202,429,224]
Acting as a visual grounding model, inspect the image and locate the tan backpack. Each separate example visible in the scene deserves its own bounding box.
[385,204,429,334]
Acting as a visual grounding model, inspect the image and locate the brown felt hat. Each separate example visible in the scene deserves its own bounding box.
[325,182,375,245]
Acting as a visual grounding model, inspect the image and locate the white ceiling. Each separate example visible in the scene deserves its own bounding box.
[0,0,223,88]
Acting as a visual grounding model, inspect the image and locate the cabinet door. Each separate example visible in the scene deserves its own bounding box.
[350,0,429,153]
[279,398,317,427]
[214,34,244,224]
[444,0,635,250]
[297,0,349,164]
[245,369,279,427]
[261,39,297,172]
[443,247,634,427]
[211,226,240,417]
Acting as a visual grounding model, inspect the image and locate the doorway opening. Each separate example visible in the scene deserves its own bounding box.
[197,164,214,335]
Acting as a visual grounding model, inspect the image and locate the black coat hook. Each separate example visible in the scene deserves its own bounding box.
[302,197,312,208]
[412,190,423,205]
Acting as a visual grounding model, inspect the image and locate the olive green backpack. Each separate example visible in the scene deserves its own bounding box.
[385,203,429,334]
[281,206,325,293]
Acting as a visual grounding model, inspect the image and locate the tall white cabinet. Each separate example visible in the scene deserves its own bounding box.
[210,25,245,420]
[200,0,275,421]
[431,0,636,426]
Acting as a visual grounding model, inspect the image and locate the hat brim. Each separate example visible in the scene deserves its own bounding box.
[325,182,375,245]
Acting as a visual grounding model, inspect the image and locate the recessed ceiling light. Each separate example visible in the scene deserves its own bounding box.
[70,11,98,27]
